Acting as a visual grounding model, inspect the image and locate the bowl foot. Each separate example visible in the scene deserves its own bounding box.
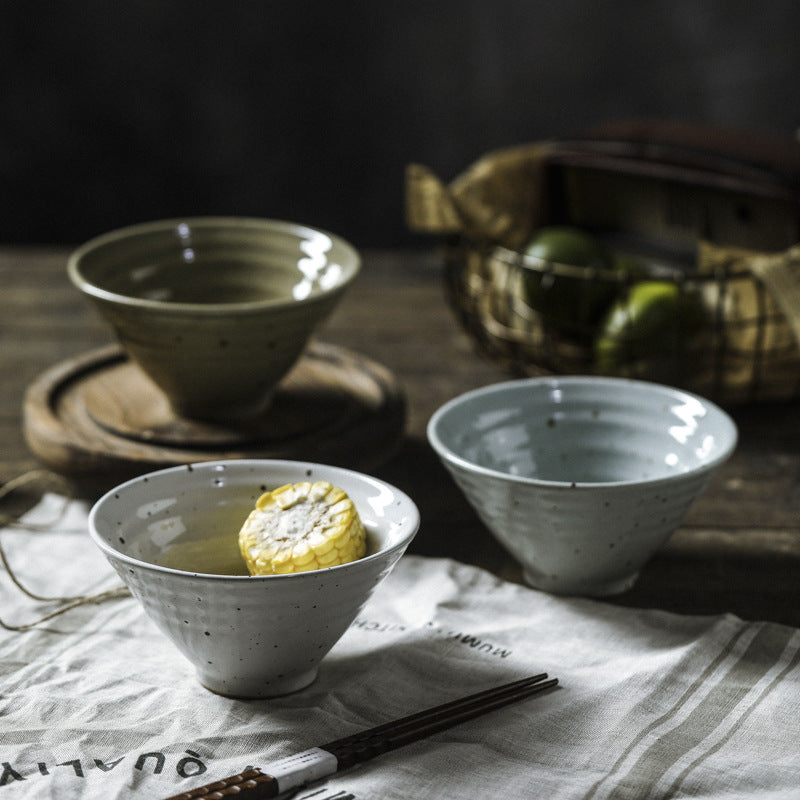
[197,666,319,699]
[522,569,639,597]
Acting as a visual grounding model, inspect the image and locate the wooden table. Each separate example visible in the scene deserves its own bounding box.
[2,246,799,626]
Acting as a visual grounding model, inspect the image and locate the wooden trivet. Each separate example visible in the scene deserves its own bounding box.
[23,342,405,487]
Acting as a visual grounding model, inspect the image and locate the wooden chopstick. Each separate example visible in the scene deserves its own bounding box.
[160,673,558,800]
[323,672,556,764]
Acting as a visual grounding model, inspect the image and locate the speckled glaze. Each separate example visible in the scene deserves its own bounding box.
[88,460,419,698]
[68,217,360,421]
[427,376,737,597]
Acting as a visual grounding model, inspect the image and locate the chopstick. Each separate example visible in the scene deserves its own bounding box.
[160,673,558,799]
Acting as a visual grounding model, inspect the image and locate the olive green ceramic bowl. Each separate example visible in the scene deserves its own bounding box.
[68,217,360,420]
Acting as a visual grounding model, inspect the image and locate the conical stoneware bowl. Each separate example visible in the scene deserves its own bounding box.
[68,217,360,421]
[428,376,737,597]
[88,459,419,698]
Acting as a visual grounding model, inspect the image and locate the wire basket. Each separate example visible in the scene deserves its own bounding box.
[441,235,800,405]
[407,127,800,405]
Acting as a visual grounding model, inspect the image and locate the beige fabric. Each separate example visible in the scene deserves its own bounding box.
[405,143,551,248]
[1,496,798,798]
[699,240,800,347]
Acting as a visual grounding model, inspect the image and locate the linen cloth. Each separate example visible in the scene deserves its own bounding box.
[1,495,798,799]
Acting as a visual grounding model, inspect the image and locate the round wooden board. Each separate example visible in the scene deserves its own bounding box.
[23,342,405,487]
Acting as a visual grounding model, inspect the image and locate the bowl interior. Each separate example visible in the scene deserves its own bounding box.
[89,460,419,577]
[68,217,360,309]
[429,377,737,486]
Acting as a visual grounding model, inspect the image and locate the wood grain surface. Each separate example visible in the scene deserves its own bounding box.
[2,246,799,625]
[22,342,405,483]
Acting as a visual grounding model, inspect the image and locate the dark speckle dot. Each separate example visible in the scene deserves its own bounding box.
[547,417,556,427]
[204,631,211,636]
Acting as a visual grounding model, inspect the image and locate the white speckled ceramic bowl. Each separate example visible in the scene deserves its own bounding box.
[68,217,360,421]
[88,459,419,698]
[428,377,737,597]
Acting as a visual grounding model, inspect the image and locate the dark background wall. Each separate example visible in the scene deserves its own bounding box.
[2,1,799,249]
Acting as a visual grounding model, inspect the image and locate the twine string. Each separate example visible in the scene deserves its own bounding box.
[0,469,129,631]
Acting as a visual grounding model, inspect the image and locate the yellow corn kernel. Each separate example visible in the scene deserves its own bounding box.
[309,533,335,555]
[292,543,316,566]
[238,480,366,576]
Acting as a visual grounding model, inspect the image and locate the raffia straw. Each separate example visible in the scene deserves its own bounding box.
[0,469,129,631]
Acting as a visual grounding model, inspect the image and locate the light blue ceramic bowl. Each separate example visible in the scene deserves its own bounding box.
[427,376,737,596]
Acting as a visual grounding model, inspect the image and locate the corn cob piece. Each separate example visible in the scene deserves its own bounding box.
[238,481,366,575]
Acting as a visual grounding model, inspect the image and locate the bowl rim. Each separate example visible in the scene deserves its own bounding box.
[67,216,361,314]
[87,459,419,581]
[427,375,738,490]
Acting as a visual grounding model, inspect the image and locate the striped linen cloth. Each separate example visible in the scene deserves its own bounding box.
[0,495,798,799]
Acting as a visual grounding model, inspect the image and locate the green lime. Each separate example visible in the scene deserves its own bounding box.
[521,226,620,342]
[524,226,611,269]
[594,281,707,371]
